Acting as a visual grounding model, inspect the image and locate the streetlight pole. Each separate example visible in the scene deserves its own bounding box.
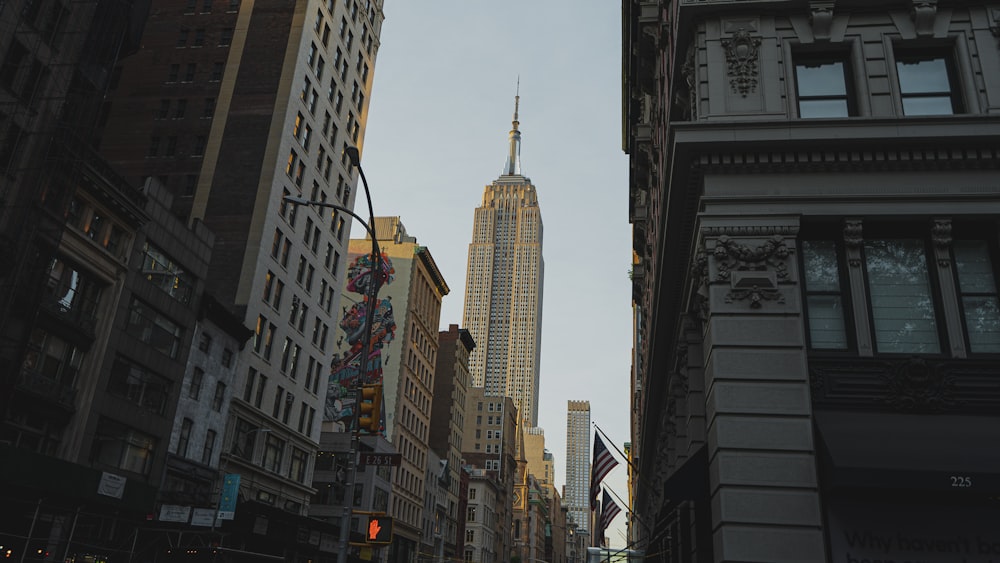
[283,145,381,563]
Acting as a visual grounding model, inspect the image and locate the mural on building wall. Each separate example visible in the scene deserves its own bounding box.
[325,251,396,433]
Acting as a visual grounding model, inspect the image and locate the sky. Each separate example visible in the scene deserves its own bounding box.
[358,0,633,547]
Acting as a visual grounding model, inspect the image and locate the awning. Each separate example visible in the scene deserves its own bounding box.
[814,410,1000,493]
[662,444,709,502]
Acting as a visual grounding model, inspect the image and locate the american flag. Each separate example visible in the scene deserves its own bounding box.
[599,489,622,535]
[590,433,618,510]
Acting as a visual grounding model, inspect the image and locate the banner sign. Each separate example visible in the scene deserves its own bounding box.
[217,473,240,520]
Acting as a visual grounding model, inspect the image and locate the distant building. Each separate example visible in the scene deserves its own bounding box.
[461,94,545,426]
[431,324,476,561]
[462,388,518,562]
[565,400,591,536]
[464,466,503,563]
[624,1,1000,561]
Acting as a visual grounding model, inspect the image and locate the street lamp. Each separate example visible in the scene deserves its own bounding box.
[282,145,383,563]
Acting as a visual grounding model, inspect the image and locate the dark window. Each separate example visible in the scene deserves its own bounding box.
[189,367,204,399]
[220,28,234,46]
[953,240,1000,353]
[212,381,226,411]
[210,62,224,81]
[894,49,960,115]
[864,238,940,354]
[107,356,172,414]
[801,240,849,349]
[177,418,193,457]
[202,429,217,464]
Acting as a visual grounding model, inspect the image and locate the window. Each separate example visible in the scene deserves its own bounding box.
[467,506,476,522]
[264,434,284,472]
[802,240,849,349]
[795,54,854,117]
[210,62,224,81]
[127,299,182,358]
[244,367,257,402]
[194,28,205,47]
[953,241,1000,352]
[212,381,226,411]
[183,63,196,82]
[108,356,172,414]
[178,418,193,457]
[189,367,204,399]
[865,238,940,353]
[802,222,1000,356]
[222,348,233,368]
[157,99,170,119]
[91,418,157,475]
[894,49,960,115]
[198,332,212,352]
[193,135,206,156]
[202,429,217,464]
[167,64,179,82]
[219,28,234,46]
[203,97,215,118]
[289,447,308,482]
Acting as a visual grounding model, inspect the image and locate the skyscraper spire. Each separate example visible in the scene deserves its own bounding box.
[503,79,522,176]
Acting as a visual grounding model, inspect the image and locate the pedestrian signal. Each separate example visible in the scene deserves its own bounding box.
[366,515,393,544]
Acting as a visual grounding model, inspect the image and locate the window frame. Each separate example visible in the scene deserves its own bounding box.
[891,44,963,116]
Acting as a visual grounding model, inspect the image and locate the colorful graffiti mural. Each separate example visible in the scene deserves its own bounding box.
[325,251,396,433]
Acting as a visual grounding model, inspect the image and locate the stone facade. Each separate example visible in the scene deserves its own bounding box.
[625,1,1000,562]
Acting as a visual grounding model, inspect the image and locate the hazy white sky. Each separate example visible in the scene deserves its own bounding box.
[359,0,633,546]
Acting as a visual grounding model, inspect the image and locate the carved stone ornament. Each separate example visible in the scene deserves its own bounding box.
[681,45,697,120]
[882,357,957,412]
[726,285,786,308]
[712,235,792,282]
[911,0,938,37]
[720,28,761,97]
[809,1,835,41]
[843,219,863,267]
[932,218,952,267]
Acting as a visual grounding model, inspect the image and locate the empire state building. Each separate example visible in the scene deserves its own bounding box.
[462,94,545,426]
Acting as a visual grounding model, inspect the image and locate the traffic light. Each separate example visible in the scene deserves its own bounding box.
[358,384,382,432]
[366,515,393,544]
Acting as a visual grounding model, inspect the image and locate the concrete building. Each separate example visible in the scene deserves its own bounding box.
[430,324,476,561]
[564,400,591,537]
[461,94,545,426]
[464,467,503,563]
[330,217,449,563]
[624,1,1000,562]
[97,0,387,529]
[463,388,518,563]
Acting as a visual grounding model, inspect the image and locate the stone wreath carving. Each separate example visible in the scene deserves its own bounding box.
[721,28,761,96]
[713,235,792,308]
[931,218,952,267]
[713,235,792,281]
[882,357,957,412]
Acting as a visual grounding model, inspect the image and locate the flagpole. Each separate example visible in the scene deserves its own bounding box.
[592,423,658,504]
[601,484,654,538]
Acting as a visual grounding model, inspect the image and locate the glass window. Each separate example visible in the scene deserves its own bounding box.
[202,429,217,464]
[264,434,285,472]
[91,418,158,475]
[108,356,172,414]
[953,241,1000,353]
[177,418,193,457]
[795,55,851,118]
[895,50,959,115]
[142,242,193,304]
[127,299,182,358]
[802,240,848,349]
[864,239,940,354]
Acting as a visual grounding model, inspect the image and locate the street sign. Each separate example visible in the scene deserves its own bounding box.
[359,453,401,467]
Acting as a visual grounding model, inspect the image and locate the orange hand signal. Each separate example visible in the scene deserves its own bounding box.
[368,518,382,540]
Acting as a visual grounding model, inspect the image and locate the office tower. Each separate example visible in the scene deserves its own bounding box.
[98,0,386,523]
[462,94,544,426]
[327,217,449,561]
[430,324,476,561]
[625,1,1000,561]
[565,400,590,535]
[523,427,554,488]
